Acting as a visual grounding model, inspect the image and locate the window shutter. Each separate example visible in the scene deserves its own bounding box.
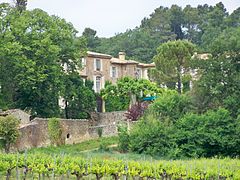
[110,66,112,77]
[93,75,96,92]
[94,59,96,71]
[116,67,118,78]
[102,76,105,89]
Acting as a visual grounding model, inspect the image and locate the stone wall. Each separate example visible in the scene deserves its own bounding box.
[0,109,30,125]
[13,111,126,151]
[98,111,127,136]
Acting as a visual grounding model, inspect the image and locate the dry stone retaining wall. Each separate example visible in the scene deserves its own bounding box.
[13,111,126,151]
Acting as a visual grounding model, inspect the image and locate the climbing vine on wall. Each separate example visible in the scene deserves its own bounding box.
[48,118,63,146]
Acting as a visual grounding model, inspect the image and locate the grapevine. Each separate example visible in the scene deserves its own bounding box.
[0,153,239,179]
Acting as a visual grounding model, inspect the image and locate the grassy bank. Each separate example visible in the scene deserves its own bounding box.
[26,136,157,161]
[27,136,118,155]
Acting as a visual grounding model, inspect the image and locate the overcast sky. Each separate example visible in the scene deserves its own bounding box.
[1,0,240,37]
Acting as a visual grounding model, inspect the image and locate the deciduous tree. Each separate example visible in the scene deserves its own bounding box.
[192,27,240,117]
[101,77,162,108]
[0,4,87,117]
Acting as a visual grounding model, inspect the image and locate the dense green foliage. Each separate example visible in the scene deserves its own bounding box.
[129,115,176,157]
[101,77,162,111]
[90,3,239,63]
[82,27,100,50]
[176,108,240,158]
[149,91,193,122]
[123,7,240,159]
[48,118,63,146]
[62,73,96,119]
[152,40,195,93]
[105,95,129,112]
[117,123,129,152]
[192,27,240,117]
[128,107,240,158]
[0,116,20,153]
[0,1,239,161]
[0,3,96,118]
[102,81,130,112]
[0,153,240,179]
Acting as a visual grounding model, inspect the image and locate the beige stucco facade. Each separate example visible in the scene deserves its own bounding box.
[80,51,155,93]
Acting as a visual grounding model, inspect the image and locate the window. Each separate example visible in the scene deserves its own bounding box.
[95,59,101,71]
[111,66,117,78]
[96,76,101,93]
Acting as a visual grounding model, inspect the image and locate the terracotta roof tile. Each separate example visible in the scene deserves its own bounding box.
[87,51,112,59]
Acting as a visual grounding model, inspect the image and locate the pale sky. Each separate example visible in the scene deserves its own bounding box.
[1,0,240,37]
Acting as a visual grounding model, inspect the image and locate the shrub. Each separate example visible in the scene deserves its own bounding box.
[48,118,63,146]
[148,90,193,122]
[117,123,129,152]
[175,108,240,157]
[125,101,149,121]
[99,141,110,151]
[128,108,240,158]
[105,95,130,112]
[129,115,177,157]
[97,127,103,138]
[0,115,20,153]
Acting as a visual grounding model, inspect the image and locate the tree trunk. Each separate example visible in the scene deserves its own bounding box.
[129,93,136,108]
[6,169,11,180]
[177,66,182,94]
[5,142,10,153]
[112,174,120,180]
[65,100,69,119]
[102,99,105,112]
[96,174,103,180]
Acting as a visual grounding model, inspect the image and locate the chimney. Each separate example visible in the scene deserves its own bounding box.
[119,52,126,60]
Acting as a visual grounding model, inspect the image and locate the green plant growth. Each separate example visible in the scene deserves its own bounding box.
[175,108,240,157]
[128,108,240,158]
[101,77,163,109]
[0,4,87,117]
[148,90,194,122]
[62,74,96,119]
[152,40,196,93]
[99,141,110,152]
[129,115,177,157]
[0,116,20,153]
[105,94,130,112]
[48,118,63,146]
[27,136,118,154]
[97,127,103,138]
[192,27,240,117]
[117,123,129,152]
[1,153,240,179]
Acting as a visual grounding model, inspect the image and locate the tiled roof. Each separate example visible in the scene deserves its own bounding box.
[137,62,155,68]
[86,51,155,67]
[87,51,112,59]
[110,58,139,64]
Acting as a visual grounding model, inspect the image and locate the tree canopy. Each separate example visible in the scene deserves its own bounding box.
[0,3,95,118]
[101,77,163,109]
[192,27,240,117]
[152,40,195,93]
[86,2,239,63]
